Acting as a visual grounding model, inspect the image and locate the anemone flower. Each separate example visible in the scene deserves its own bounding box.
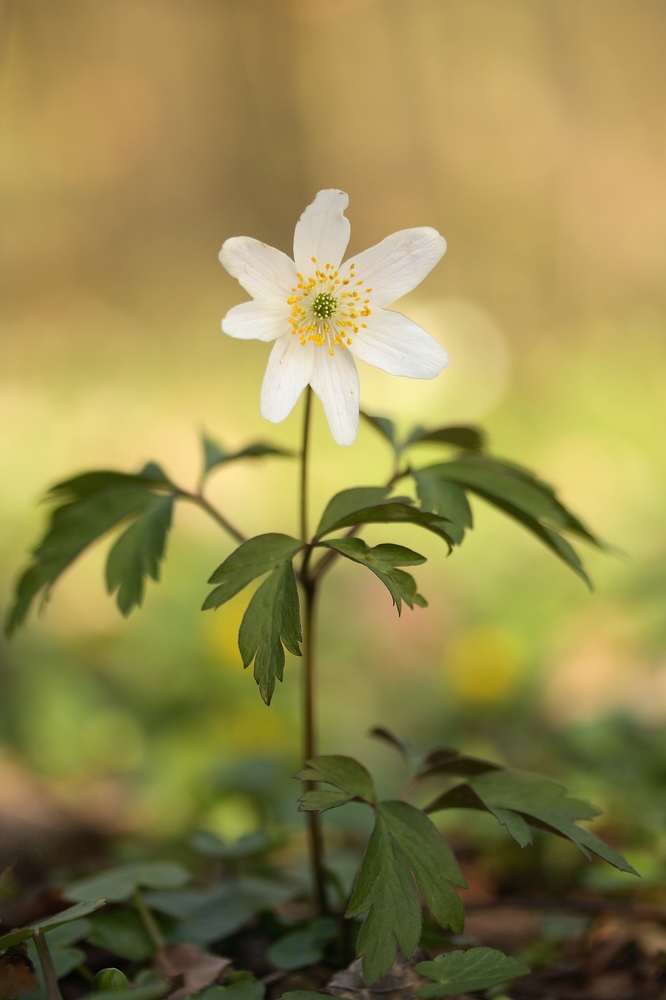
[219,190,448,445]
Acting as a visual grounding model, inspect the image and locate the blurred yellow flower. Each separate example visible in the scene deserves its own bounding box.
[446,626,524,704]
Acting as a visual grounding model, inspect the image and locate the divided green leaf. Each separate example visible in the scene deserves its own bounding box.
[346,803,466,984]
[203,534,303,611]
[6,465,176,633]
[316,494,454,548]
[417,746,504,779]
[238,560,302,704]
[427,769,637,874]
[321,538,427,613]
[295,755,376,809]
[346,814,422,985]
[413,474,472,546]
[316,487,392,537]
[413,453,602,585]
[415,946,530,998]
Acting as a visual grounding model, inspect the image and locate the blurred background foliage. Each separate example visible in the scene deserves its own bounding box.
[1,0,665,880]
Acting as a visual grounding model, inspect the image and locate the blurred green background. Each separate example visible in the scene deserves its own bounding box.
[1,0,665,876]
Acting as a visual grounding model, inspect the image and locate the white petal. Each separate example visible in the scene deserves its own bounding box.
[343,227,446,307]
[293,190,351,274]
[222,300,291,342]
[220,236,297,301]
[260,335,314,423]
[310,347,360,447]
[348,308,449,379]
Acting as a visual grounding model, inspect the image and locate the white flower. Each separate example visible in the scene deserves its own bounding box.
[219,190,448,446]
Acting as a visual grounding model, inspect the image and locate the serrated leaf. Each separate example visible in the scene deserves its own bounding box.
[379,802,465,934]
[360,411,399,450]
[238,560,302,705]
[202,433,293,476]
[6,467,175,634]
[203,534,303,611]
[415,454,602,585]
[346,815,422,984]
[415,946,530,998]
[66,862,190,903]
[414,473,472,546]
[86,908,154,961]
[427,770,637,875]
[316,487,391,538]
[294,755,376,804]
[322,538,427,614]
[406,424,486,452]
[105,494,174,615]
[266,917,337,971]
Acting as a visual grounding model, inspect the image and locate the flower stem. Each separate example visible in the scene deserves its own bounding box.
[300,387,313,544]
[133,888,165,952]
[33,931,62,1000]
[298,386,328,913]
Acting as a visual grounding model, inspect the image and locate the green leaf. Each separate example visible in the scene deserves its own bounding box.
[346,815,422,984]
[189,830,270,860]
[84,984,169,1000]
[413,473,472,546]
[415,454,602,585]
[93,969,131,992]
[0,927,33,948]
[297,789,355,813]
[25,919,93,985]
[202,433,293,476]
[105,495,174,615]
[144,878,294,945]
[294,755,376,805]
[279,994,331,1000]
[427,770,637,875]
[321,538,427,614]
[35,900,107,931]
[202,982,265,1000]
[369,727,411,761]
[6,467,176,634]
[379,801,466,934]
[414,947,530,998]
[66,862,190,903]
[266,917,337,970]
[238,559,302,705]
[203,534,303,611]
[360,412,399,451]
[406,424,486,452]
[86,908,154,961]
[317,498,454,548]
[417,746,504,779]
[316,487,391,538]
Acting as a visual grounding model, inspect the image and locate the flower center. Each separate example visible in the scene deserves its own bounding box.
[312,291,338,318]
[287,258,373,356]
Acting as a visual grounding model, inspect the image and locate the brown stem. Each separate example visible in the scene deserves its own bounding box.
[33,931,62,1000]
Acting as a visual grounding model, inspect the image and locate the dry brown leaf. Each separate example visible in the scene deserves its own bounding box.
[154,942,232,1000]
[327,951,431,1000]
[0,945,39,1000]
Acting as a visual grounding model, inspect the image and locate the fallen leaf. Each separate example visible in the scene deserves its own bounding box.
[0,945,39,1000]
[327,951,430,1000]
[154,942,232,1000]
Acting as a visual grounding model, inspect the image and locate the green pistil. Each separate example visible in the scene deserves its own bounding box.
[312,292,337,319]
